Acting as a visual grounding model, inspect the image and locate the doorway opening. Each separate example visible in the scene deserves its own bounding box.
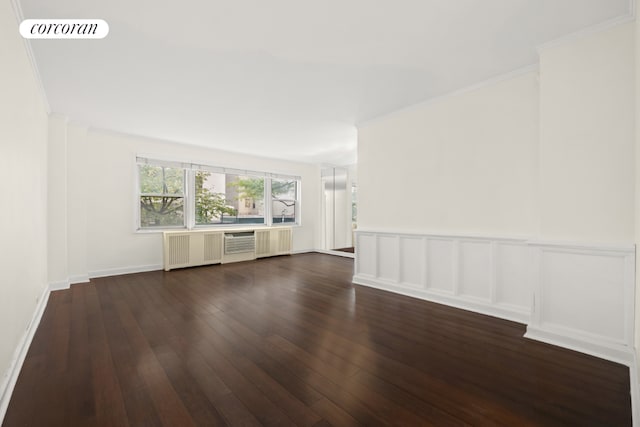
[321,166,356,255]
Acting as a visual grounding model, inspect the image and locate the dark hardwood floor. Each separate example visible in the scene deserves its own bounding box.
[3,253,631,426]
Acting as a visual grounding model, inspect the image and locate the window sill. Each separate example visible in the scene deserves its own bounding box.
[135,223,300,234]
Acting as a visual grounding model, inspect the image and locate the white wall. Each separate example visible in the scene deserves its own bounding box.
[358,23,634,246]
[539,22,635,244]
[64,128,320,279]
[0,0,49,407]
[358,70,539,237]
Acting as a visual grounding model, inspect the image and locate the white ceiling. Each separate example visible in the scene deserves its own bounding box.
[20,0,632,165]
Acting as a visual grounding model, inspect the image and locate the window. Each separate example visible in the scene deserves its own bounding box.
[194,170,235,225]
[137,157,300,230]
[225,175,266,225]
[271,178,297,224]
[351,182,357,228]
[195,172,265,225]
[138,164,185,228]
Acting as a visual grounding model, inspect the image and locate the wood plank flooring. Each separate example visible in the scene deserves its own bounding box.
[3,253,632,426]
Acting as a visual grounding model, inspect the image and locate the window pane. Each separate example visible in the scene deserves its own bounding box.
[196,172,265,225]
[352,183,357,226]
[195,171,236,225]
[139,164,184,195]
[271,178,297,224]
[227,175,265,224]
[272,200,296,223]
[272,179,296,199]
[140,196,184,227]
[139,164,185,229]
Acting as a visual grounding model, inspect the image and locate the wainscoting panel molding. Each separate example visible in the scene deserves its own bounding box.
[525,241,635,364]
[353,230,636,364]
[354,231,531,324]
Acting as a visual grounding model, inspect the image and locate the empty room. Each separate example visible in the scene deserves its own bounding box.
[2,0,640,425]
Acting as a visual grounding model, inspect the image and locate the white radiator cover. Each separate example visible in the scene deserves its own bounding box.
[163,231,224,270]
[256,228,293,258]
[163,227,292,270]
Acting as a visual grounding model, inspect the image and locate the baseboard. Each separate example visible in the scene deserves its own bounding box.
[89,264,163,279]
[524,325,634,366]
[48,280,70,291]
[290,249,314,255]
[68,274,90,284]
[0,284,50,424]
[315,249,355,259]
[291,249,355,259]
[353,274,529,324]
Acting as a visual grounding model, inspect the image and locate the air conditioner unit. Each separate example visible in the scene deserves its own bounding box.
[222,231,256,263]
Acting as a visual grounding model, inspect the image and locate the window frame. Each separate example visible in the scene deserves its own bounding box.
[192,171,268,228]
[135,156,301,232]
[137,163,188,230]
[270,177,299,226]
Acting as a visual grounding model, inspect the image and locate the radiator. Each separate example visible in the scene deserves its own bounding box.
[163,227,290,270]
[166,234,190,267]
[163,231,223,271]
[224,232,255,254]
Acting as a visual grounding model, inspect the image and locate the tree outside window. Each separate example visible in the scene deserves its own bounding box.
[139,164,185,228]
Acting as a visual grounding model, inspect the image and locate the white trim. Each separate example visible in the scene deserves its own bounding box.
[315,249,355,259]
[353,275,529,324]
[48,280,70,291]
[89,264,163,279]
[8,0,50,114]
[290,249,314,255]
[62,264,166,284]
[355,228,531,242]
[524,326,634,366]
[357,64,539,128]
[133,154,142,233]
[537,13,635,53]
[264,176,272,227]
[527,239,635,253]
[68,274,90,284]
[0,285,50,424]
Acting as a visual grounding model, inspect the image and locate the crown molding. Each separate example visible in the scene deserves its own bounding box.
[357,64,539,129]
[537,12,635,54]
[9,0,51,114]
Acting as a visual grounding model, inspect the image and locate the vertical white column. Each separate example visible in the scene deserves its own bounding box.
[66,123,89,283]
[47,114,69,288]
